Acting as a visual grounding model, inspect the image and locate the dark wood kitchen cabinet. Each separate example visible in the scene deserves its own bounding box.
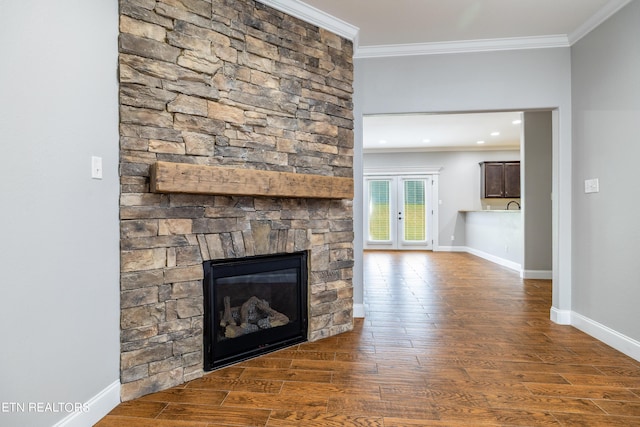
[480,161,520,198]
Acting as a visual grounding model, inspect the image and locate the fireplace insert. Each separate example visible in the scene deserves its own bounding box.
[203,251,308,370]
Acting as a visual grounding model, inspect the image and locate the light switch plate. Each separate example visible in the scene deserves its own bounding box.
[92,156,103,179]
[584,178,599,193]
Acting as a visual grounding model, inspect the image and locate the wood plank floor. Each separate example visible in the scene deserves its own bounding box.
[97,251,640,426]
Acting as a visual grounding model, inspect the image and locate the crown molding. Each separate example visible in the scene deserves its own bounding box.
[364,166,443,175]
[568,0,632,44]
[256,0,359,42]
[354,35,570,59]
[257,0,630,58]
[364,145,521,154]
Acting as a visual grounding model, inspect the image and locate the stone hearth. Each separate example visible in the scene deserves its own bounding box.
[118,0,354,400]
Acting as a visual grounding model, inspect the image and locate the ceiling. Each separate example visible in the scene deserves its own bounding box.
[363,111,523,152]
[260,0,629,151]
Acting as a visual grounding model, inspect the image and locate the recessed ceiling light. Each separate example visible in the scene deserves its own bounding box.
[477,140,485,144]
[490,131,500,136]
[379,140,387,144]
[422,139,430,143]
[512,119,522,125]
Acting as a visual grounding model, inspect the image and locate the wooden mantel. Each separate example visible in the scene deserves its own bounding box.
[150,161,354,199]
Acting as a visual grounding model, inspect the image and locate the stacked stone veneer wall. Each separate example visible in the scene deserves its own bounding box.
[118,0,354,401]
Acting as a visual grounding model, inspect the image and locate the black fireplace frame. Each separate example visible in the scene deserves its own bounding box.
[202,251,308,370]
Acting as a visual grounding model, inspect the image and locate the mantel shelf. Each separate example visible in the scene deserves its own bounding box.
[150,161,354,200]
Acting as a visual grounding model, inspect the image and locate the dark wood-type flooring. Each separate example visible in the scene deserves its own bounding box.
[97,251,640,426]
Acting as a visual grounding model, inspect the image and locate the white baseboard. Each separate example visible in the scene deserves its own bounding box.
[353,303,365,318]
[434,245,467,252]
[522,270,552,279]
[550,307,572,325]
[53,380,120,427]
[464,247,522,273]
[548,309,640,362]
[571,312,640,362]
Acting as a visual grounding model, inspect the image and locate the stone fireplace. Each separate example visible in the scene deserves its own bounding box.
[118,0,354,401]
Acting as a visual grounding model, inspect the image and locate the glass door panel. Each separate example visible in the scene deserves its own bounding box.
[366,179,394,247]
[402,179,426,242]
[399,178,430,249]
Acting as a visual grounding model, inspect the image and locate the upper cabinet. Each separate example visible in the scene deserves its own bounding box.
[480,161,520,198]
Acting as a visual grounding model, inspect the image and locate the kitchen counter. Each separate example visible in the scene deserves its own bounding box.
[461,209,523,271]
[459,209,521,213]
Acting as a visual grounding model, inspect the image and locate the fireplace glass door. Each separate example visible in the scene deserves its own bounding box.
[203,251,308,370]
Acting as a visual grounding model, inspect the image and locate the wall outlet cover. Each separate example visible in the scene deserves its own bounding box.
[584,178,599,193]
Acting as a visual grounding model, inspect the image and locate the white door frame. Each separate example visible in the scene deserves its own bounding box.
[364,168,439,250]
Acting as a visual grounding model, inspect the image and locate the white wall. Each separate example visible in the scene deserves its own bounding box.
[354,47,573,316]
[352,61,365,316]
[0,1,121,426]
[364,149,520,248]
[571,0,640,344]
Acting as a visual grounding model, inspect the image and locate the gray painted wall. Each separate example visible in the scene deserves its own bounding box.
[0,2,120,426]
[354,47,573,313]
[523,111,553,273]
[364,149,521,248]
[571,0,640,341]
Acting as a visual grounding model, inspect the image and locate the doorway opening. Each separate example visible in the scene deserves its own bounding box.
[361,110,553,278]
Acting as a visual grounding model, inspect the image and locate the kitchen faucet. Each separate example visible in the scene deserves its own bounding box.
[506,201,521,210]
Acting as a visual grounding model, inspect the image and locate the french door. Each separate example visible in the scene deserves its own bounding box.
[364,175,434,250]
